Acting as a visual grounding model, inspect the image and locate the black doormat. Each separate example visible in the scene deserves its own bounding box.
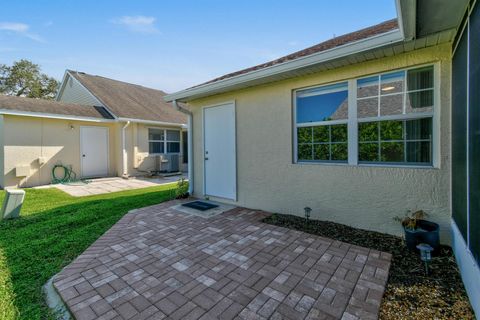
[181,201,219,211]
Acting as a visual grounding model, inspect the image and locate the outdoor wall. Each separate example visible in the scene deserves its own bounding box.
[188,43,453,243]
[0,115,4,189]
[2,115,118,188]
[123,122,187,176]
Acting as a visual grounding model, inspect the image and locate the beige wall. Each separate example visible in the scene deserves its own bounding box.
[0,115,4,188]
[117,122,187,177]
[188,43,453,243]
[2,116,118,188]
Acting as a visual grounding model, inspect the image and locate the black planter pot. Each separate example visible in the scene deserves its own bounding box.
[404,219,440,252]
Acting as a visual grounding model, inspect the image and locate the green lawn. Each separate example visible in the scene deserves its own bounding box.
[0,183,179,320]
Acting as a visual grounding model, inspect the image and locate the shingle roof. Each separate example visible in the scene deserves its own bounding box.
[0,95,114,119]
[68,71,187,124]
[194,19,399,88]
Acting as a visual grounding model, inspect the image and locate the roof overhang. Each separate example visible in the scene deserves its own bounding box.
[164,29,404,102]
[0,109,115,123]
[165,0,469,103]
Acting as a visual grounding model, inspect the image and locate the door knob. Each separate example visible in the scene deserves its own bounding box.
[82,154,86,157]
[205,157,209,160]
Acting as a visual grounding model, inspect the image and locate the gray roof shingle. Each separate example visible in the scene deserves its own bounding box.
[193,19,399,88]
[0,95,114,119]
[68,71,187,124]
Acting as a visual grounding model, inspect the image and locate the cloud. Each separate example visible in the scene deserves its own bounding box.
[0,22,45,42]
[110,15,159,34]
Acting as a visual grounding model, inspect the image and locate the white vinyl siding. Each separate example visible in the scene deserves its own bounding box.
[57,75,102,106]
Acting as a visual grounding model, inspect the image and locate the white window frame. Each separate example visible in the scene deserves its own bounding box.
[148,128,181,155]
[293,80,349,163]
[293,63,440,168]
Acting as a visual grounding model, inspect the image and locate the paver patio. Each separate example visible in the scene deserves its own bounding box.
[36,175,186,197]
[52,200,391,320]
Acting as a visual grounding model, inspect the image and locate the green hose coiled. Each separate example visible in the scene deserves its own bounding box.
[51,165,79,184]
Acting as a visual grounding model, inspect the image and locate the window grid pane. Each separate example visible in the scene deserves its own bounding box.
[358,118,432,164]
[297,125,347,162]
[295,65,434,166]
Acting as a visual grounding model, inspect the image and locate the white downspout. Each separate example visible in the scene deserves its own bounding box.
[122,121,130,178]
[172,100,193,195]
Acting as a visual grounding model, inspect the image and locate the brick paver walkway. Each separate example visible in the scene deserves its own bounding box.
[53,200,391,320]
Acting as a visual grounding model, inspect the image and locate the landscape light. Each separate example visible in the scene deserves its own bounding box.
[417,243,433,275]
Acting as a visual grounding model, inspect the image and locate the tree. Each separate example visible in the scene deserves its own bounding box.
[0,59,59,99]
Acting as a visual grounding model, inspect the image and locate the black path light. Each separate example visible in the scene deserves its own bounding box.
[304,207,312,221]
[417,243,433,275]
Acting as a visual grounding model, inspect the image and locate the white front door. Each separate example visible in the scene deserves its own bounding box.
[204,102,236,200]
[80,126,109,178]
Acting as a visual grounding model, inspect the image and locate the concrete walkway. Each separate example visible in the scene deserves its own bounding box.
[52,200,391,319]
[47,175,187,197]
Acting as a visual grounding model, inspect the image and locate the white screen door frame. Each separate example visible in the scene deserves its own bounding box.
[203,101,237,200]
[80,126,109,178]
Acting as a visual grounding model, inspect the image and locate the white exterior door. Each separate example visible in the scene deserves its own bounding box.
[80,127,109,178]
[204,103,236,200]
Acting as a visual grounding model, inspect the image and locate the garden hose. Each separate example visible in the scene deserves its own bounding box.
[51,165,86,185]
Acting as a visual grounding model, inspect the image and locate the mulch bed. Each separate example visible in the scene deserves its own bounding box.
[262,213,475,320]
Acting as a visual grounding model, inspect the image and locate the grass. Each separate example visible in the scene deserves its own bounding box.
[263,213,475,320]
[0,183,179,320]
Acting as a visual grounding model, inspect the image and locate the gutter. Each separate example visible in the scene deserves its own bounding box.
[0,109,115,123]
[122,121,130,177]
[172,100,193,195]
[117,117,187,129]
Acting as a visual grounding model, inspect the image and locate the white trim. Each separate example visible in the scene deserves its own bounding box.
[164,30,404,102]
[117,117,187,128]
[0,109,114,123]
[147,127,181,155]
[348,79,358,165]
[202,100,237,201]
[121,121,130,177]
[80,126,110,178]
[296,119,348,127]
[357,112,434,123]
[55,70,70,101]
[451,220,480,317]
[292,63,438,167]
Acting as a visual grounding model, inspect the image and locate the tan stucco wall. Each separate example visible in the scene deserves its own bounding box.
[121,123,187,176]
[0,115,5,188]
[2,116,119,188]
[188,43,453,243]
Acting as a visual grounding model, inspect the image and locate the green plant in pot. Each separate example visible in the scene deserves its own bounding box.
[394,210,440,252]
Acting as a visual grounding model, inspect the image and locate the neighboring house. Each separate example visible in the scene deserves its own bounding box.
[165,0,479,315]
[0,71,187,188]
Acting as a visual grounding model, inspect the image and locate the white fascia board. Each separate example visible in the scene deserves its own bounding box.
[0,109,115,123]
[164,29,404,102]
[55,70,70,101]
[397,0,416,41]
[117,117,187,128]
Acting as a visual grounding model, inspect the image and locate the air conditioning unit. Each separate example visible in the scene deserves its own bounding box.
[154,154,180,173]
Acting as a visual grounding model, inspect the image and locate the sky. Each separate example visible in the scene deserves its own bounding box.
[0,1,397,93]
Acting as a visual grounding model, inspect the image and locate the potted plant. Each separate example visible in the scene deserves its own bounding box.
[394,210,440,252]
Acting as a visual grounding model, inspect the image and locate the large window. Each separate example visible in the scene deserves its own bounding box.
[294,65,435,166]
[148,128,180,154]
[357,66,434,165]
[295,82,349,162]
